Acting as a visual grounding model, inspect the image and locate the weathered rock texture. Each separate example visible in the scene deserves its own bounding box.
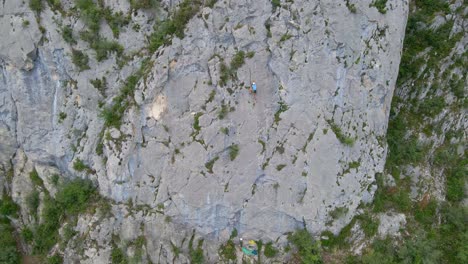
[0,0,410,262]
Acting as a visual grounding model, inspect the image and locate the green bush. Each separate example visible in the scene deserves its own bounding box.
[188,234,205,264]
[206,0,217,8]
[418,96,445,117]
[130,0,159,10]
[230,51,245,71]
[0,196,19,217]
[34,196,61,254]
[274,101,289,125]
[55,178,96,214]
[372,176,412,213]
[62,26,76,44]
[264,241,278,258]
[46,0,62,11]
[329,206,348,219]
[217,50,247,86]
[103,9,129,38]
[271,0,281,12]
[32,179,98,255]
[371,0,388,14]
[93,38,124,62]
[99,59,151,129]
[58,112,67,123]
[345,0,357,13]
[288,229,322,263]
[385,113,427,170]
[218,62,230,86]
[111,246,127,264]
[205,157,219,174]
[149,0,203,53]
[220,239,236,261]
[75,0,102,33]
[414,199,437,227]
[47,254,63,264]
[356,213,379,237]
[0,220,20,264]
[30,168,44,187]
[26,190,40,217]
[328,121,355,146]
[218,104,229,119]
[276,164,286,171]
[280,33,292,42]
[190,112,203,139]
[90,77,107,96]
[228,144,239,161]
[30,0,43,12]
[22,227,34,243]
[81,30,124,61]
[73,158,89,172]
[230,228,238,238]
[246,51,255,58]
[446,159,466,202]
[71,49,90,71]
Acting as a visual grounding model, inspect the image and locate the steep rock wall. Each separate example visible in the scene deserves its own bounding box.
[0,0,409,262]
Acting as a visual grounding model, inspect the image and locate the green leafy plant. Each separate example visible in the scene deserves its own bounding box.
[73,158,89,172]
[288,229,322,263]
[220,239,236,261]
[328,121,355,146]
[30,0,43,13]
[271,0,281,12]
[274,101,289,125]
[228,144,239,161]
[55,178,96,214]
[264,241,278,258]
[62,25,76,44]
[71,49,90,71]
[205,156,219,174]
[371,0,388,14]
[0,219,20,264]
[30,168,44,187]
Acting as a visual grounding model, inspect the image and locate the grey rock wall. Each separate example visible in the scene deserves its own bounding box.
[0,0,409,262]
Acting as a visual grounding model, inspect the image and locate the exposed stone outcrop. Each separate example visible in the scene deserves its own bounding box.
[0,0,411,262]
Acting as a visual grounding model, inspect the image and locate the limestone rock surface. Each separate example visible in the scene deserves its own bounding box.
[0,0,410,262]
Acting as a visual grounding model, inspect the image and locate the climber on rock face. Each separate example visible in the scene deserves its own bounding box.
[251,81,257,94]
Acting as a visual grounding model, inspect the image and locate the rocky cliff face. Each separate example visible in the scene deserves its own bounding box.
[0,0,411,263]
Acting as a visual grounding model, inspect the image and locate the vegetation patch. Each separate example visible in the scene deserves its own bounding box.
[218,50,247,86]
[218,103,229,119]
[345,0,357,13]
[62,25,76,44]
[264,241,278,258]
[228,144,239,161]
[274,101,289,125]
[0,218,20,264]
[73,158,92,173]
[100,59,152,128]
[271,0,281,12]
[30,168,45,188]
[329,206,348,219]
[258,139,266,154]
[205,156,219,174]
[71,49,90,71]
[327,121,355,146]
[371,0,388,14]
[90,77,107,96]
[219,239,236,261]
[356,212,379,238]
[189,233,205,264]
[276,164,286,171]
[288,229,322,263]
[149,0,204,53]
